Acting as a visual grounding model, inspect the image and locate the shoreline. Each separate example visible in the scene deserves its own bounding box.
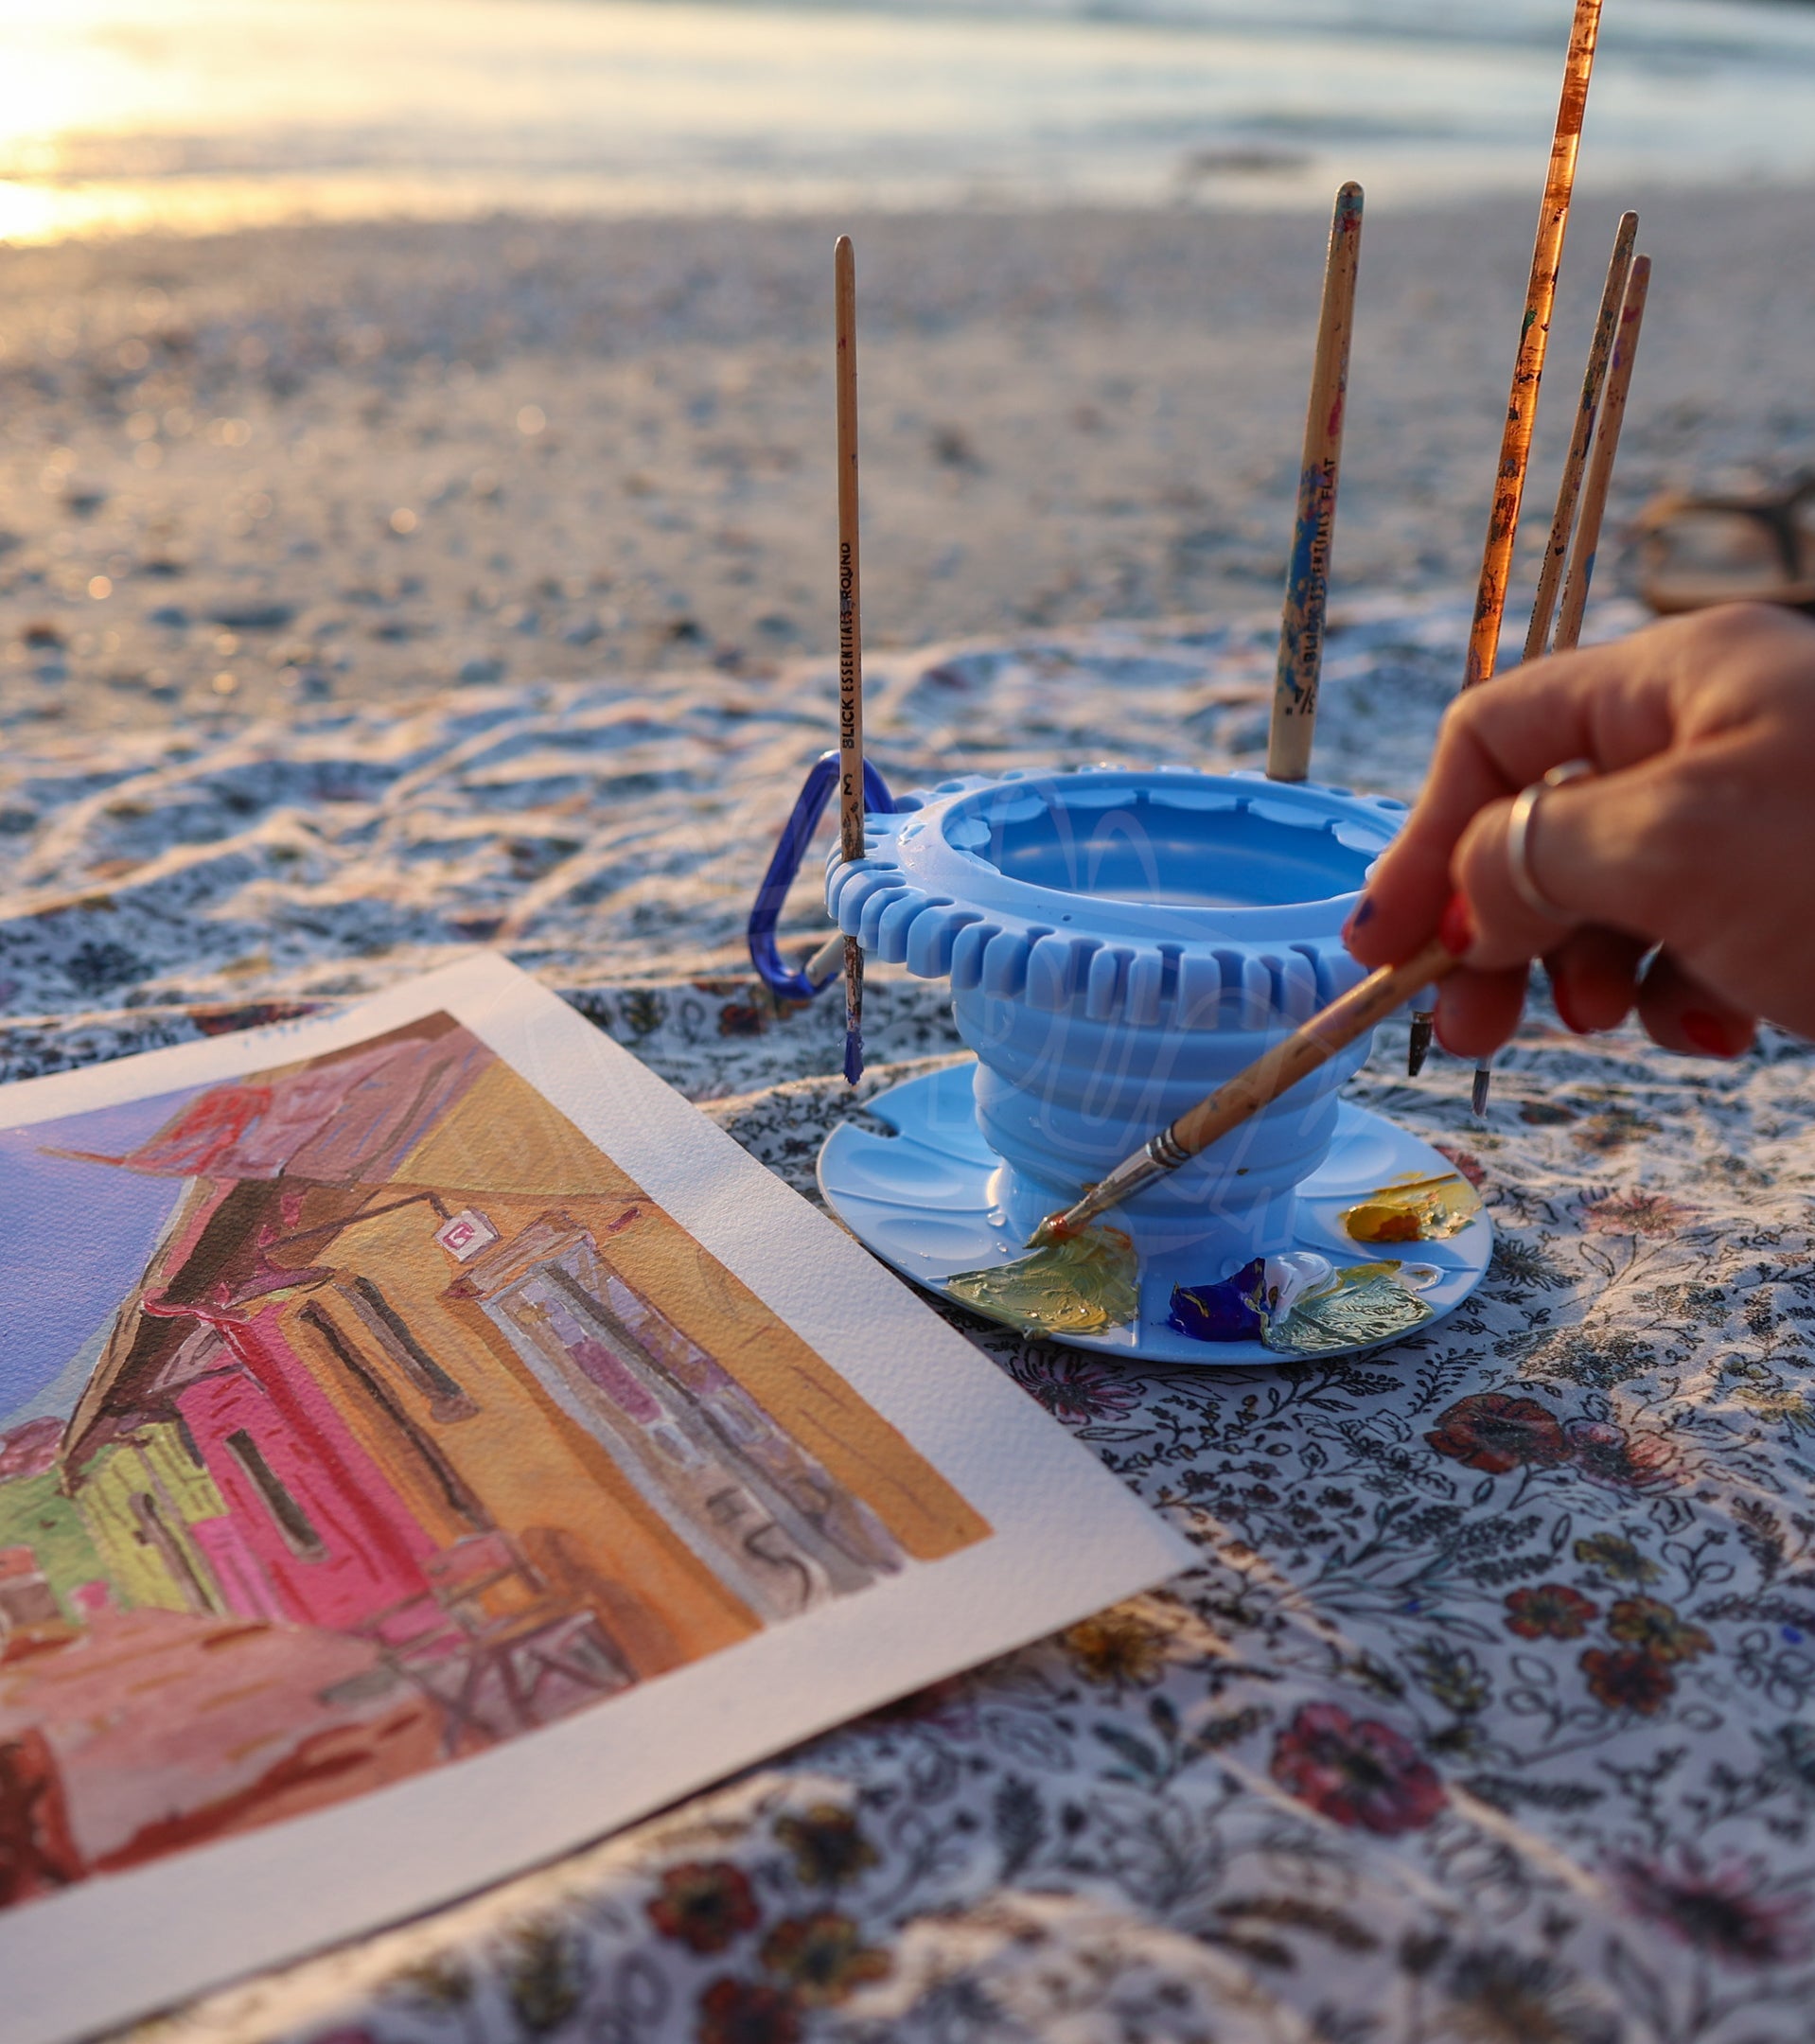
[0,160,1789,254]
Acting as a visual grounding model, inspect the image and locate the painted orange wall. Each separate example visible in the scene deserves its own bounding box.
[286,1195,760,1680]
[393,1058,990,1562]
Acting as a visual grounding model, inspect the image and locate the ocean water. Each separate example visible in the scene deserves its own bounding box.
[0,0,1811,241]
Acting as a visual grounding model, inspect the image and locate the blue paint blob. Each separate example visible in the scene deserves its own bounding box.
[1170,1259,1270,1342]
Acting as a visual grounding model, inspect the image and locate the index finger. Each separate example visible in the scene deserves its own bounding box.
[1348,635,1676,968]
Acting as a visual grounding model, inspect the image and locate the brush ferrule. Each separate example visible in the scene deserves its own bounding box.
[1046,1128,1192,1238]
[1080,1149,1168,1222]
[1148,1125,1191,1171]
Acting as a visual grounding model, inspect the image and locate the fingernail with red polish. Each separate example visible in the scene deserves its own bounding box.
[1437,891,1474,958]
[1682,1011,1744,1059]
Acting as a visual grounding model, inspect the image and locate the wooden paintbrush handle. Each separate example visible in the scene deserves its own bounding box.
[1555,256,1650,653]
[833,235,865,868]
[1169,935,1457,1160]
[1464,0,1604,693]
[1268,181,1363,784]
[1524,211,1636,664]
[834,235,867,1080]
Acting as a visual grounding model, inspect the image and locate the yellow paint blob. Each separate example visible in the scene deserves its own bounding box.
[1341,1170,1481,1245]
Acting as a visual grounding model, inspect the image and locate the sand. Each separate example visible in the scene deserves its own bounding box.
[0,186,1807,1061]
[0,187,1809,732]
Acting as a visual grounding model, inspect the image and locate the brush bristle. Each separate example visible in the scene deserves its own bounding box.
[843,1030,864,1085]
[1471,1065,1493,1118]
[1407,1013,1434,1077]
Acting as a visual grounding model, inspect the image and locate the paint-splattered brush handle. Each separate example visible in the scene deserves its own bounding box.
[1524,212,1637,665]
[1267,181,1363,785]
[1464,0,1604,694]
[1473,212,1638,1118]
[1037,935,1459,1244]
[1420,0,1604,1082]
[834,235,866,1084]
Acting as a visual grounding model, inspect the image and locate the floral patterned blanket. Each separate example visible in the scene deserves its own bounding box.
[129,1003,1815,2044]
[4,609,1809,2044]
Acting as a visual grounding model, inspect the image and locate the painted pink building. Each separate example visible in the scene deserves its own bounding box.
[143,1301,438,1634]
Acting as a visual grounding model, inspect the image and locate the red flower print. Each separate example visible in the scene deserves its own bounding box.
[1433,1143,1488,1189]
[1581,1648,1675,1715]
[1563,1418,1680,1491]
[1580,1189,1695,1236]
[648,1861,760,1955]
[1011,1349,1146,1424]
[1426,1393,1567,1474]
[1504,1583,1598,1640]
[696,1978,802,2044]
[1269,1701,1445,1835]
[1614,1853,1814,1965]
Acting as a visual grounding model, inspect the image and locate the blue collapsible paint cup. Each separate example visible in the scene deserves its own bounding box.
[827,766,1408,1293]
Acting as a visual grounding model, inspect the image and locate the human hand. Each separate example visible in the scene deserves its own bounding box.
[1345,602,1815,1059]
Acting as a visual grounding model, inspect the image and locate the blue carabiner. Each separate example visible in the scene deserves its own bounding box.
[748,749,898,1004]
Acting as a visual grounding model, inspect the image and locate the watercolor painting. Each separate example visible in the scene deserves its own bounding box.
[0,1011,989,1911]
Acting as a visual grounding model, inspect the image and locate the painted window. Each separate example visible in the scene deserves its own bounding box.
[466,1216,905,1625]
[223,1431,325,1559]
[338,1277,477,1422]
[300,1303,487,1530]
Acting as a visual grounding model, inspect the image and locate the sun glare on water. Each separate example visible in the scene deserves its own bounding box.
[0,0,1811,243]
[0,0,1361,241]
[0,0,790,241]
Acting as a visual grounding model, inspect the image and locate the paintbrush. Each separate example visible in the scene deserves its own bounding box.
[1553,255,1650,653]
[1268,182,1364,784]
[1031,934,1458,1251]
[834,235,867,1084]
[945,935,1460,1330]
[1466,262,1651,1112]
[1523,213,1637,666]
[1407,0,1606,1080]
[1471,210,1637,1117]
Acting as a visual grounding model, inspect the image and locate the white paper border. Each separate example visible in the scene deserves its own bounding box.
[2,955,1190,2044]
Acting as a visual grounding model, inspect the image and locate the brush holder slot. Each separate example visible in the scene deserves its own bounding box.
[828,767,1409,1284]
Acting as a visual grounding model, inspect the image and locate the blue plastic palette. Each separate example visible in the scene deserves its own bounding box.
[819,1063,1493,1366]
